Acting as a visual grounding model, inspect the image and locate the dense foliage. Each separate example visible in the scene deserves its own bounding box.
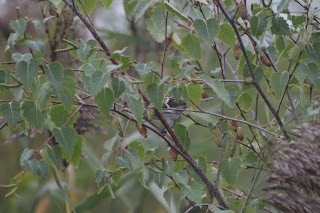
[1,0,320,212]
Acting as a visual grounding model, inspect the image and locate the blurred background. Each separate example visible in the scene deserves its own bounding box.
[0,0,319,212]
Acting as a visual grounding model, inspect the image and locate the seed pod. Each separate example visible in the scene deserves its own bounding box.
[112,117,123,137]
[239,145,242,156]
[202,92,209,99]
[231,120,238,130]
[212,127,222,147]
[147,104,155,120]
[236,127,244,141]
[170,148,178,162]
[260,56,272,67]
[122,145,128,155]
[136,123,147,138]
[229,135,237,157]
[233,44,241,60]
[238,2,247,19]
[244,77,253,85]
[62,7,69,21]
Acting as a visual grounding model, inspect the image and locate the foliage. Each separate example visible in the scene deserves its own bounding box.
[0,0,320,212]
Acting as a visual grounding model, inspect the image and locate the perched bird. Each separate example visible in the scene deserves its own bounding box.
[123,97,187,128]
[160,98,187,127]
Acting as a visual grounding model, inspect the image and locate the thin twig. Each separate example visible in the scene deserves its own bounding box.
[163,108,282,138]
[160,0,169,78]
[215,0,291,141]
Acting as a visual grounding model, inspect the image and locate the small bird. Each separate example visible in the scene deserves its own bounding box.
[123,97,187,128]
[160,97,187,127]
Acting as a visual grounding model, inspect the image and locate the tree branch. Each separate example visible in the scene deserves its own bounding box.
[215,0,291,141]
[139,90,229,209]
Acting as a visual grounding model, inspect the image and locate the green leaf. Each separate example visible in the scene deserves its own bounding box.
[12,53,33,62]
[202,76,231,107]
[82,59,108,76]
[49,105,79,128]
[187,83,203,110]
[138,171,149,189]
[77,44,90,61]
[32,76,52,110]
[21,101,46,130]
[197,155,207,174]
[218,23,236,46]
[16,59,39,90]
[292,15,306,28]
[9,18,26,36]
[46,146,62,170]
[170,87,183,101]
[52,127,77,157]
[164,2,190,23]
[250,16,267,37]
[151,6,167,30]
[110,54,132,70]
[152,172,166,188]
[91,71,110,97]
[146,19,165,43]
[81,72,92,92]
[75,0,98,15]
[0,101,21,127]
[115,148,142,171]
[20,148,48,178]
[135,62,154,77]
[20,148,34,167]
[5,33,19,51]
[241,152,259,168]
[102,0,113,9]
[32,20,42,32]
[237,93,253,113]
[221,158,241,185]
[181,183,203,205]
[277,0,290,13]
[271,17,290,36]
[275,36,285,52]
[173,170,189,186]
[298,62,320,88]
[134,0,151,21]
[181,34,202,60]
[70,135,83,168]
[164,158,175,176]
[44,62,63,89]
[25,40,45,55]
[306,42,320,63]
[129,141,145,163]
[44,62,76,109]
[96,169,108,185]
[111,77,125,99]
[94,88,114,119]
[193,18,219,46]
[270,71,289,97]
[23,159,48,178]
[123,0,137,17]
[104,134,119,151]
[174,124,191,150]
[163,189,171,207]
[74,174,132,212]
[125,93,144,125]
[146,84,164,111]
[57,76,76,110]
[144,72,160,86]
